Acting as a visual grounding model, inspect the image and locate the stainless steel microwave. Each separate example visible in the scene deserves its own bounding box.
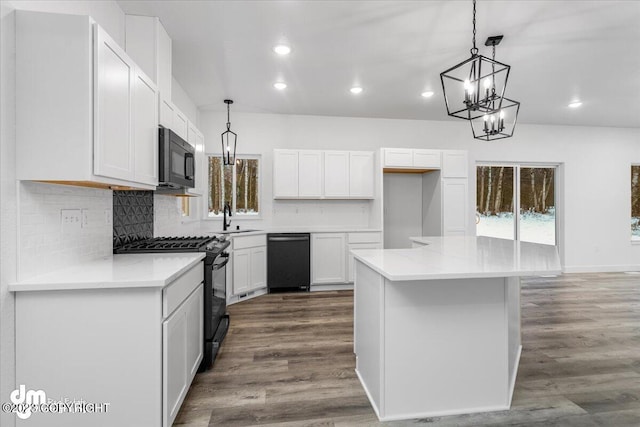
[159,127,195,189]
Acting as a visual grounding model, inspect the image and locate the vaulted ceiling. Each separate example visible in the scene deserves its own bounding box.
[117,1,640,128]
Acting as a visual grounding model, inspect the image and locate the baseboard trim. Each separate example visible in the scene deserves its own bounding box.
[355,368,382,420]
[310,283,354,292]
[563,265,640,273]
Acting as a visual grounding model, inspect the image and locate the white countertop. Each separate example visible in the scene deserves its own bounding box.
[208,227,381,238]
[351,236,561,281]
[9,253,206,292]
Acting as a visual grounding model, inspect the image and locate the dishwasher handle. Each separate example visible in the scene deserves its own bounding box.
[267,236,310,242]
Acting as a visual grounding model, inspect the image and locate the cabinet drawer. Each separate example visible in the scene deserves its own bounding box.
[233,234,266,250]
[163,262,204,319]
[348,232,382,244]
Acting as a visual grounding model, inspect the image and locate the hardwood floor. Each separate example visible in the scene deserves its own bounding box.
[174,273,640,426]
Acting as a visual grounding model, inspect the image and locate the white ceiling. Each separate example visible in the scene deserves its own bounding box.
[117,0,640,128]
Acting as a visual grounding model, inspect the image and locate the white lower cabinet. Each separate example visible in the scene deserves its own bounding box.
[231,235,267,296]
[347,243,382,282]
[13,260,204,427]
[163,283,203,427]
[312,233,347,284]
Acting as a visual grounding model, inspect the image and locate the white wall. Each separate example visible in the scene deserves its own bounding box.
[172,77,198,126]
[198,110,640,272]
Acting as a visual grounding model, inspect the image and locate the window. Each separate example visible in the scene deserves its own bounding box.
[476,164,556,245]
[633,165,640,241]
[207,156,260,217]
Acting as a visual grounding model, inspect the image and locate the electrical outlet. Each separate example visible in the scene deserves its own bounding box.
[61,209,82,234]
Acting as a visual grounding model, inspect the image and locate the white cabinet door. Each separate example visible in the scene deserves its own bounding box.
[233,249,251,294]
[413,149,441,169]
[185,285,203,379]
[347,243,382,282]
[383,148,413,167]
[156,20,172,98]
[94,25,135,181]
[442,150,468,178]
[273,150,299,198]
[159,98,175,129]
[133,68,159,186]
[162,304,188,427]
[173,110,189,141]
[298,150,323,198]
[442,178,468,235]
[249,246,267,290]
[349,151,374,198]
[324,151,349,198]
[312,233,346,284]
[194,130,206,196]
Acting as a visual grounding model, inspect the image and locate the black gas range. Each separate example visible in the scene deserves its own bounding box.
[114,235,230,371]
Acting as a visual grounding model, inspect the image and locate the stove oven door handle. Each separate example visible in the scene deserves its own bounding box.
[212,253,229,270]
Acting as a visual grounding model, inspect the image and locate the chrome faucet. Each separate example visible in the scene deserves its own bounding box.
[223,203,232,231]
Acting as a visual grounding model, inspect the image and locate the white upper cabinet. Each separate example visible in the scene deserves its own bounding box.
[159,98,175,129]
[324,151,350,198]
[184,121,203,196]
[173,110,189,141]
[298,150,323,198]
[125,15,172,98]
[349,151,374,198]
[383,148,442,170]
[16,11,157,189]
[413,149,442,169]
[273,150,299,198]
[383,148,413,167]
[94,24,135,182]
[274,149,375,199]
[133,69,159,186]
[442,150,468,178]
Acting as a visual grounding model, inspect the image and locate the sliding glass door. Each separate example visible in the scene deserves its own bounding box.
[476,164,557,245]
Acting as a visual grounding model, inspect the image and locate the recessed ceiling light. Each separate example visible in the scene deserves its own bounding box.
[421,91,434,98]
[273,45,291,55]
[350,87,363,94]
[568,101,582,108]
[273,82,287,90]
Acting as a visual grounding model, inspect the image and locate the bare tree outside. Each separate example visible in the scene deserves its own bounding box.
[476,165,556,244]
[633,165,640,240]
[208,156,259,217]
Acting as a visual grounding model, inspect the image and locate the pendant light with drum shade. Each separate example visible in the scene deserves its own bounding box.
[440,0,519,140]
[221,99,237,165]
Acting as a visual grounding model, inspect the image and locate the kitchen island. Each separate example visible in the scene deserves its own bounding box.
[351,236,561,421]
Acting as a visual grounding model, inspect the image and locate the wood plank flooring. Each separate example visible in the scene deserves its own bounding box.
[174,273,640,426]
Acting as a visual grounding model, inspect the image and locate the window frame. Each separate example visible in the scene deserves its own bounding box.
[475,162,559,246]
[632,164,640,244]
[204,154,262,220]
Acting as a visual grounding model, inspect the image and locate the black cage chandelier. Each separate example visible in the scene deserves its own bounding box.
[221,99,237,165]
[439,0,520,140]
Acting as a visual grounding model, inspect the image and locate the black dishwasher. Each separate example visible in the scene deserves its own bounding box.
[267,233,310,292]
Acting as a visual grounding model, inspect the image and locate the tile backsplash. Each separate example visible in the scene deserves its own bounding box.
[154,194,201,236]
[19,182,112,281]
[112,190,153,247]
